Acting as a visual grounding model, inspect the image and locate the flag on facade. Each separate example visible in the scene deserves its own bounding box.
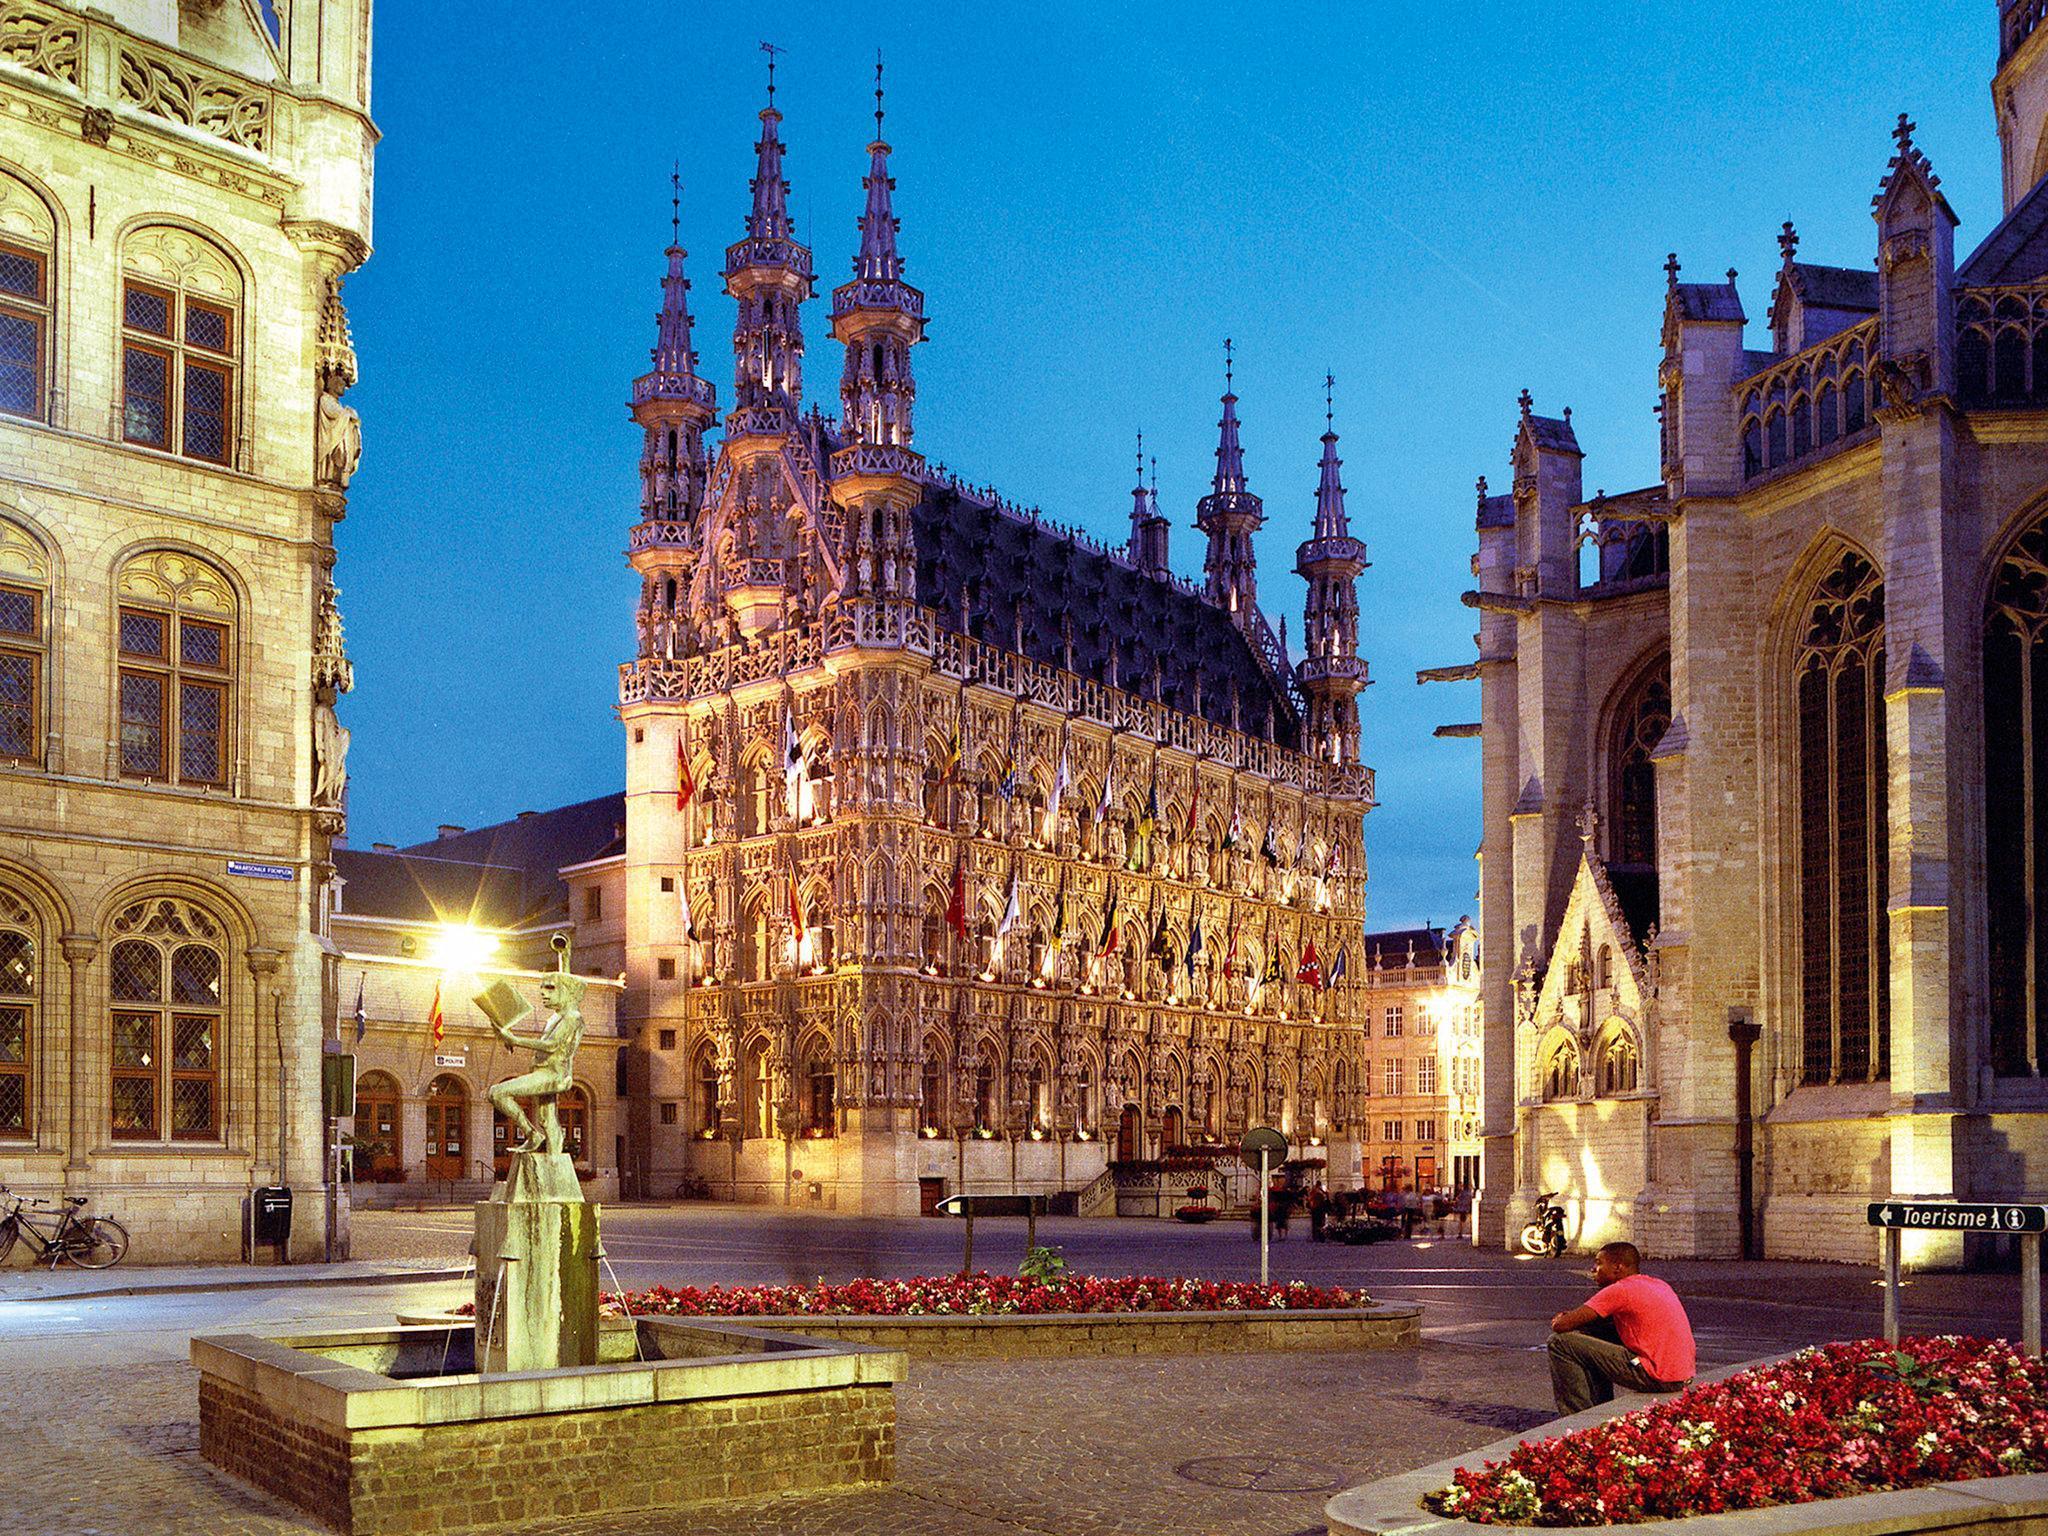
[1328,943,1349,988]
[786,851,805,936]
[1042,889,1068,979]
[997,725,1020,800]
[783,708,804,816]
[1096,885,1120,956]
[353,973,366,1046]
[1185,912,1204,974]
[679,881,699,943]
[1221,803,1243,852]
[1185,776,1201,837]
[1136,781,1159,846]
[1096,757,1114,824]
[1044,746,1069,840]
[675,733,696,811]
[1223,911,1240,978]
[1261,941,1284,987]
[939,717,962,782]
[1297,939,1323,992]
[946,855,969,939]
[1148,904,1173,966]
[1260,822,1280,865]
[429,981,445,1045]
[997,874,1023,940]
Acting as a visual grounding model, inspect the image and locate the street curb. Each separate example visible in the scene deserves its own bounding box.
[0,1264,472,1305]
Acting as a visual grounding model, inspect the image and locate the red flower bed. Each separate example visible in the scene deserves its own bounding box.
[454,1273,1364,1320]
[1426,1337,2048,1526]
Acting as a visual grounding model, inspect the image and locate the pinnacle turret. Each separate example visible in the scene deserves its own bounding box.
[1295,374,1368,764]
[1195,339,1265,620]
[725,54,814,422]
[1128,434,1169,575]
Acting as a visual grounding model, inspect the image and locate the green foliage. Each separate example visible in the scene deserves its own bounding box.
[1865,1348,1953,1397]
[1020,1244,1069,1283]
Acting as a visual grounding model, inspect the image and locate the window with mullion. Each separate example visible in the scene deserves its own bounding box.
[120,279,238,464]
[0,239,49,422]
[117,607,231,788]
[110,1009,160,1139]
[0,582,41,765]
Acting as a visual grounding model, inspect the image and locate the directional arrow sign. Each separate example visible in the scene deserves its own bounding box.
[1867,1201,2048,1234]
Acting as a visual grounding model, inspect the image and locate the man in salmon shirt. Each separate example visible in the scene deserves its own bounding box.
[1547,1240,1696,1413]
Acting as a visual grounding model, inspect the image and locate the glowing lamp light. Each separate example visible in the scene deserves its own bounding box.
[430,924,499,972]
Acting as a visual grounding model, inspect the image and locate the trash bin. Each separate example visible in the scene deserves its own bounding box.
[253,1185,293,1247]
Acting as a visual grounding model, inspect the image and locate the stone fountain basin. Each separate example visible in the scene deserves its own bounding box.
[193,1320,905,1534]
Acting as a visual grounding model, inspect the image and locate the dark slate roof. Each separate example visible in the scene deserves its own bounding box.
[339,793,628,928]
[1670,282,1745,323]
[1365,926,1446,969]
[1787,262,1878,312]
[911,481,1301,749]
[1522,414,1581,455]
[334,848,540,928]
[1959,169,2048,286]
[1477,493,1514,530]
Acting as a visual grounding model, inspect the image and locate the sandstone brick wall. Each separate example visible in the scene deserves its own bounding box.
[200,1373,895,1536]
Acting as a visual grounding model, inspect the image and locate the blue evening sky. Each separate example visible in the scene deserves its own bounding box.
[343,0,1989,930]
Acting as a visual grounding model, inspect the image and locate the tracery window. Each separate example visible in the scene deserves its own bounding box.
[973,1055,996,1133]
[743,1038,772,1139]
[1541,1038,1578,1102]
[0,519,50,765]
[116,551,235,787]
[120,227,242,464]
[0,889,34,1138]
[1794,551,1889,1085]
[919,1050,945,1134]
[1598,1030,1639,1095]
[0,173,56,422]
[1984,514,2048,1075]
[801,1045,835,1136]
[1738,326,1873,480]
[691,1043,719,1133]
[107,896,224,1141]
[1609,656,1671,869]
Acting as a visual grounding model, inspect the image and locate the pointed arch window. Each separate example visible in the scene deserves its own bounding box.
[107,896,225,1141]
[121,227,242,465]
[1795,551,1889,1085]
[1598,1029,1639,1095]
[116,551,235,787]
[801,1044,835,1137]
[0,889,35,1138]
[919,1049,945,1135]
[0,173,56,423]
[0,519,50,766]
[1540,1038,1577,1102]
[743,1039,773,1140]
[692,1042,720,1134]
[1985,514,2048,1075]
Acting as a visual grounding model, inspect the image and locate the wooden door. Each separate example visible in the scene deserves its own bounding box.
[424,1075,466,1180]
[355,1075,401,1180]
[1116,1104,1139,1162]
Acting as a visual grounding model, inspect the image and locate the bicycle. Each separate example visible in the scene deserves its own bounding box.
[0,1186,130,1269]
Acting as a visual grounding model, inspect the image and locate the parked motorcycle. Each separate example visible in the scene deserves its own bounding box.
[1519,1190,1568,1257]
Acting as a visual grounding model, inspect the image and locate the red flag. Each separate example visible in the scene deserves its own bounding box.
[675,734,696,810]
[946,854,969,939]
[1186,776,1201,836]
[429,980,445,1044]
[787,859,804,934]
[1296,939,1323,993]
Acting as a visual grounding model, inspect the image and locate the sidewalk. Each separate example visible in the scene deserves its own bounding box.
[0,1255,469,1303]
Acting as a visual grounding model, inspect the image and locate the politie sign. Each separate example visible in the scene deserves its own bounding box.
[1867,1201,2048,1234]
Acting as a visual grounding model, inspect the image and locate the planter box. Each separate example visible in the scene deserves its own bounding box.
[1326,1366,2048,1536]
[194,1321,904,1535]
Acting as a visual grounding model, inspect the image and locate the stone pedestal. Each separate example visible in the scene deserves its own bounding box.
[474,1151,600,1373]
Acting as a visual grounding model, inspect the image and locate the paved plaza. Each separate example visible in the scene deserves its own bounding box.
[3,1205,2035,1536]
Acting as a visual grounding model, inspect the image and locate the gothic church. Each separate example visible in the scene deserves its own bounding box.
[1440,4,2048,1263]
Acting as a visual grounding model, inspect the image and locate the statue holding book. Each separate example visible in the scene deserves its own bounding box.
[477,961,585,1155]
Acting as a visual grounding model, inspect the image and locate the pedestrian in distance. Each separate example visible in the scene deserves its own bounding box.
[1307,1182,1328,1242]
[1547,1240,1697,1414]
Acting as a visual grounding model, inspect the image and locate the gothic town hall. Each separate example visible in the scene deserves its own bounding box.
[616,75,1375,1214]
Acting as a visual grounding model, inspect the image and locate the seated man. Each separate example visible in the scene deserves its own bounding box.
[1547,1240,1696,1413]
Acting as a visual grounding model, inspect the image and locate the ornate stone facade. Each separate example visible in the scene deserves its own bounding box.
[0,1,374,1258]
[1433,8,2048,1264]
[618,72,1375,1214]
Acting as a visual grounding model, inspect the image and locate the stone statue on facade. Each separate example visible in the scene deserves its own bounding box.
[312,701,350,807]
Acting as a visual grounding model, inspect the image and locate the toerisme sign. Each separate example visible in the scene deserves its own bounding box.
[1867,1201,2048,1234]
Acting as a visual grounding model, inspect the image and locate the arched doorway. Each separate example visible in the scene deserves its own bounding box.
[1115,1103,1140,1162]
[424,1075,466,1181]
[1161,1105,1183,1153]
[354,1071,401,1181]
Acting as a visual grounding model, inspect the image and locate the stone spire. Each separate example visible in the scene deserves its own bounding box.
[828,51,926,617]
[1195,339,1265,622]
[1128,432,1170,575]
[1295,373,1368,764]
[629,170,718,660]
[724,48,814,422]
